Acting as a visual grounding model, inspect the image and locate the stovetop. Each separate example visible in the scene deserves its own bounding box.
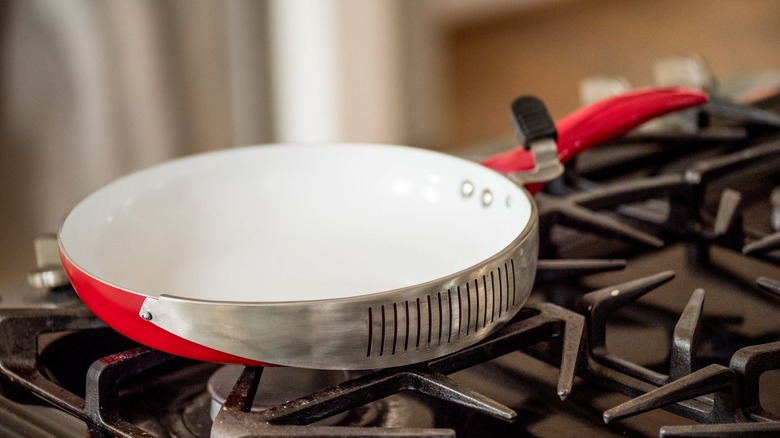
[3,93,780,437]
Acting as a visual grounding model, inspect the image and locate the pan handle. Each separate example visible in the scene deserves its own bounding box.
[508,96,563,185]
[481,86,708,192]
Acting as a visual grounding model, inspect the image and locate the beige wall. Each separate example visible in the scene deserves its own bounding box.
[443,0,780,147]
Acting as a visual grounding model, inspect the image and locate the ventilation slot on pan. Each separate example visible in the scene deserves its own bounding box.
[482,275,489,329]
[365,258,519,358]
[447,289,453,343]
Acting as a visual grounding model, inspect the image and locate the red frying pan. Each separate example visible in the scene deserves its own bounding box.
[58,87,706,369]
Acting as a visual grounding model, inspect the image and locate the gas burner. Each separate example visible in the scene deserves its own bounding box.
[173,369,438,438]
[207,366,350,422]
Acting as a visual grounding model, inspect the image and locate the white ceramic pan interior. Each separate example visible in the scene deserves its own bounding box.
[59,143,533,302]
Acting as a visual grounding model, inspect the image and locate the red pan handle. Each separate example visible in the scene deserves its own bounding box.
[481,86,708,193]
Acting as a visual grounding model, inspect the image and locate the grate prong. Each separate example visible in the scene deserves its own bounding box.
[668,288,705,382]
[603,364,741,424]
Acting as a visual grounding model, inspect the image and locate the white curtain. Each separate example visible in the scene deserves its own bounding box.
[0,0,272,286]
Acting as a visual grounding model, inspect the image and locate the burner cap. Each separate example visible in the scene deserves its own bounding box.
[207,365,349,423]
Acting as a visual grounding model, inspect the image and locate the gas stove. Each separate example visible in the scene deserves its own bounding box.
[3,93,780,437]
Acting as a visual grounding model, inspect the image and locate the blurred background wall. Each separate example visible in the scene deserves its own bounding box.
[1,0,779,287]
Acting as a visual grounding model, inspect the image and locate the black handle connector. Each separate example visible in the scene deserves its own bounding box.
[510,96,558,149]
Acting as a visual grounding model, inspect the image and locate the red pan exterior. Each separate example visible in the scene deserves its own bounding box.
[60,249,266,365]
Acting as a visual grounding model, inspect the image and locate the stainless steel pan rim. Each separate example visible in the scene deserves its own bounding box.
[139,199,538,370]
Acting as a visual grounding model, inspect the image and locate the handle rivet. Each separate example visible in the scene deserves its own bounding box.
[461,180,474,198]
[481,189,493,207]
[140,311,153,321]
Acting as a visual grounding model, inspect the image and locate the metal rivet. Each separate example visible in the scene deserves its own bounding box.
[461,180,474,198]
[140,311,153,321]
[481,189,493,207]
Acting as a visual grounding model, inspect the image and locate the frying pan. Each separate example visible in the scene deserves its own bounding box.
[58,87,707,370]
